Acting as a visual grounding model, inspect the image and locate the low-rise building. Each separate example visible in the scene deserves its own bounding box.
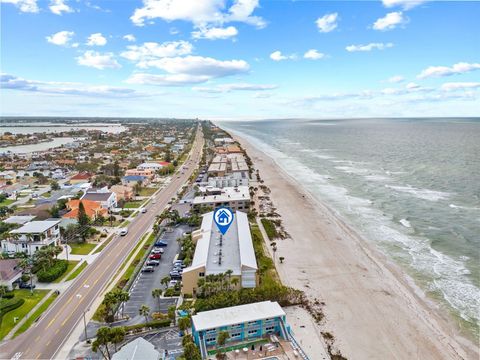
[192,186,250,211]
[3,220,61,254]
[191,301,289,358]
[122,175,149,187]
[182,210,257,295]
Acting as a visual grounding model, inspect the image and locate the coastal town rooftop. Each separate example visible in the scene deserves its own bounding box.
[10,220,60,234]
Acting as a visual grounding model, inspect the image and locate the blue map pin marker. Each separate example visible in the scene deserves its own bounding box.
[213,207,234,235]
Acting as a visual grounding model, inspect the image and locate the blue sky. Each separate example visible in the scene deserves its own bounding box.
[1,0,479,119]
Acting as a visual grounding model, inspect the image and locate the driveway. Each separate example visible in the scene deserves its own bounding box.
[120,224,193,325]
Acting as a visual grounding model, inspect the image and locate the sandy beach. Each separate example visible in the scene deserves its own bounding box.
[234,134,479,360]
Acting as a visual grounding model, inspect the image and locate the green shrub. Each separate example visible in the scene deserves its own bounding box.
[0,297,25,326]
[37,260,68,282]
[123,319,171,332]
[1,292,15,299]
[261,218,279,240]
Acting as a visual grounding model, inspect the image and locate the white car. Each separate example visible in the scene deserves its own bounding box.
[168,280,179,288]
[141,208,147,213]
[119,228,128,236]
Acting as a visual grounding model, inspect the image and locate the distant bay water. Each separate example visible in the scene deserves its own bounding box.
[220,118,480,338]
[0,122,126,154]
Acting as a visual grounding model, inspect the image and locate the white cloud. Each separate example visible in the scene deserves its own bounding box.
[417,62,480,79]
[346,42,394,52]
[303,49,325,60]
[1,73,146,98]
[373,11,405,31]
[123,34,136,42]
[130,0,265,28]
[192,26,238,40]
[406,82,420,89]
[126,73,210,86]
[76,51,121,70]
[1,0,38,13]
[316,13,338,33]
[440,82,480,91]
[194,83,277,93]
[137,55,249,77]
[270,50,296,61]
[46,31,75,46]
[121,41,193,63]
[87,33,107,46]
[382,0,428,10]
[49,0,73,15]
[387,75,404,83]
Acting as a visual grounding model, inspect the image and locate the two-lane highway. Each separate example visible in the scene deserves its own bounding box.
[0,128,203,360]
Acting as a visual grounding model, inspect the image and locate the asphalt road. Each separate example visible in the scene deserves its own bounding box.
[0,129,203,360]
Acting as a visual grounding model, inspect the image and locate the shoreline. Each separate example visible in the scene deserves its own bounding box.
[232,132,478,360]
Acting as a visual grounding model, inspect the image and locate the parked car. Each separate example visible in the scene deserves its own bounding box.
[154,241,168,247]
[149,253,161,260]
[168,280,178,287]
[170,271,182,279]
[141,266,155,273]
[19,282,36,289]
[146,260,160,266]
[141,208,147,213]
[151,248,164,254]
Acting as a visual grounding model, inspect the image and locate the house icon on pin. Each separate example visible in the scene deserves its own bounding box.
[216,209,231,225]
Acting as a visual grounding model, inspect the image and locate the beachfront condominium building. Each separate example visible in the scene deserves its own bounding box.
[182,210,258,296]
[191,301,290,359]
[192,186,250,212]
[2,220,61,254]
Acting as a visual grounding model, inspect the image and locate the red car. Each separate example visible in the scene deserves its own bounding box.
[149,253,161,260]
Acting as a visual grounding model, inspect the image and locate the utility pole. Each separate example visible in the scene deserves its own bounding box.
[83,308,90,342]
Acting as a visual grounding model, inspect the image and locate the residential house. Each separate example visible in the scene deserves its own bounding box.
[81,191,117,209]
[125,168,155,179]
[63,199,108,221]
[110,184,134,201]
[3,220,61,254]
[122,175,149,187]
[70,172,93,184]
[0,259,22,290]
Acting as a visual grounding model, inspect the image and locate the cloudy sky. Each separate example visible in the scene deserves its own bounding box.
[1,0,479,119]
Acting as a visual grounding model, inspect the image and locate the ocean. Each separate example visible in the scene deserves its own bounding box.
[220,118,480,338]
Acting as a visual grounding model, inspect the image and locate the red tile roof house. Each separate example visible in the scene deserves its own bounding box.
[0,259,22,290]
[69,172,94,184]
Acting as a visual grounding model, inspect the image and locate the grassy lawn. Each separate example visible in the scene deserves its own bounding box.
[53,260,80,283]
[0,199,15,206]
[13,292,58,338]
[66,261,87,281]
[123,201,142,208]
[120,220,130,227]
[94,235,114,254]
[42,191,52,198]
[260,218,279,240]
[69,242,97,255]
[138,187,157,196]
[0,289,49,340]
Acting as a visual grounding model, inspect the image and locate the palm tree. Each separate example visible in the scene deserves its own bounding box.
[230,277,239,289]
[151,288,162,310]
[117,290,130,319]
[161,276,170,290]
[109,326,125,352]
[92,327,112,360]
[139,304,150,325]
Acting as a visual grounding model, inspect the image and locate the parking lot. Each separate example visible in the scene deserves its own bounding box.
[143,328,184,359]
[121,224,193,325]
